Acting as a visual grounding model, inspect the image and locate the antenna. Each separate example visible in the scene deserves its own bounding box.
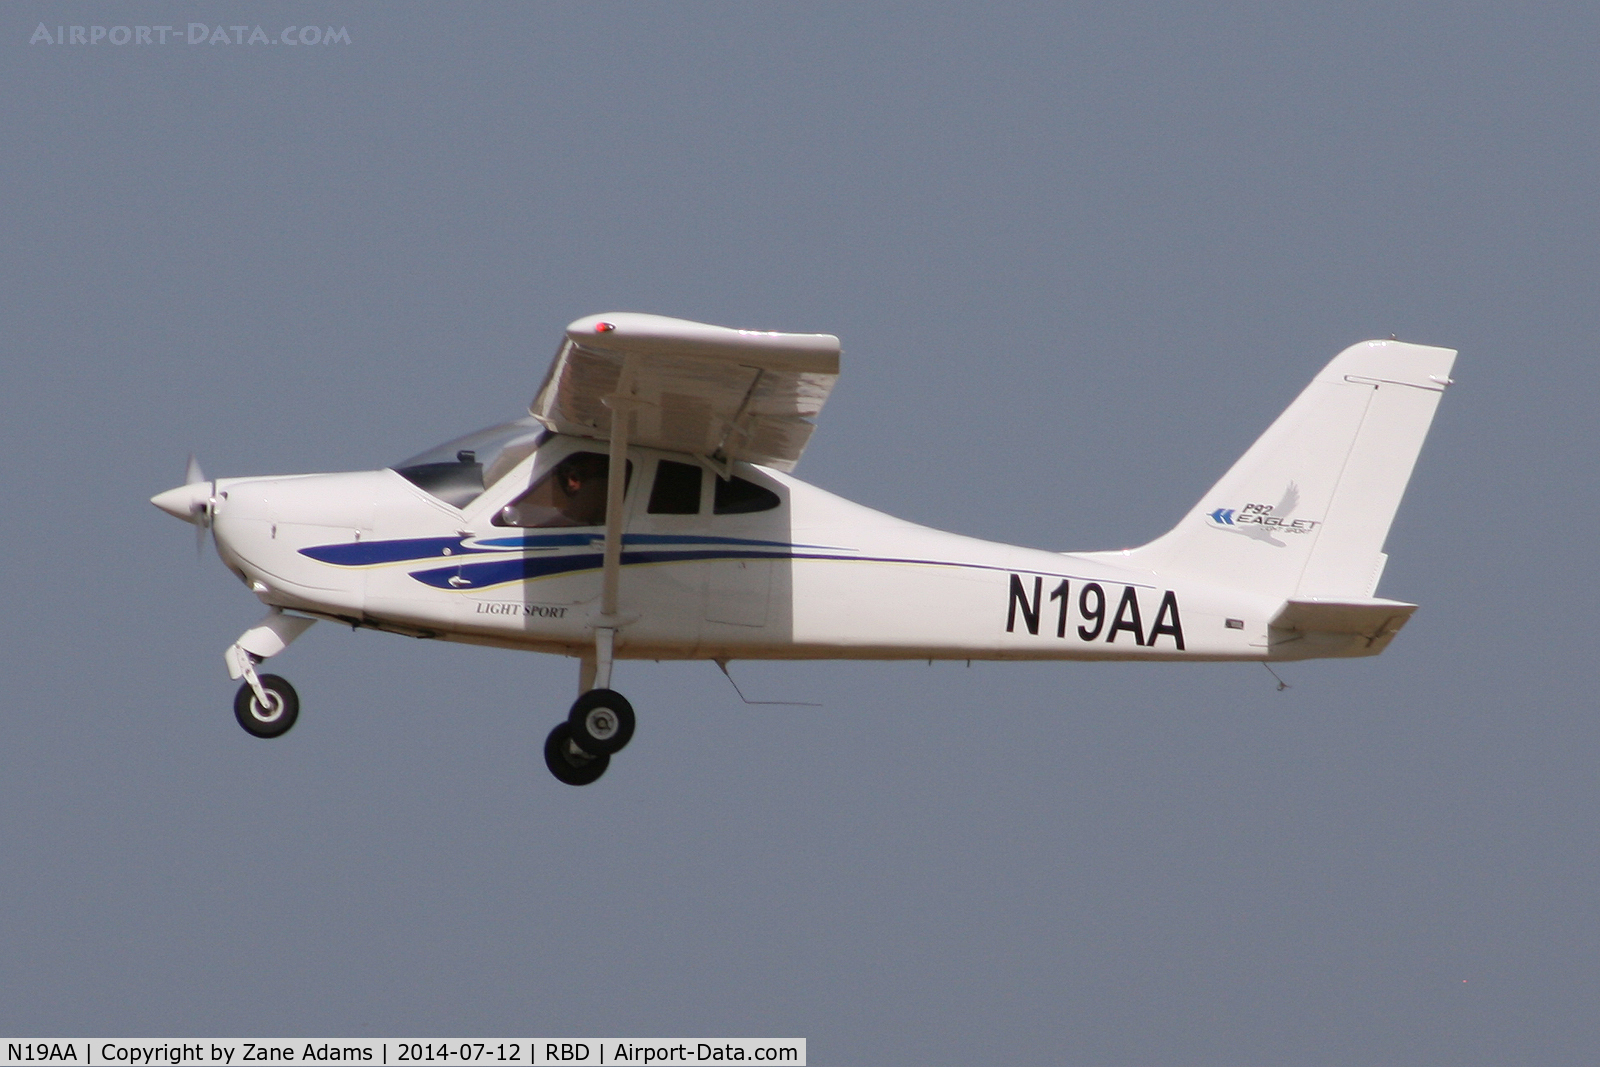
[1261,662,1290,692]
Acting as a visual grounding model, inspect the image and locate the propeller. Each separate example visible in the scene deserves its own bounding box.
[150,457,220,558]
[185,454,216,557]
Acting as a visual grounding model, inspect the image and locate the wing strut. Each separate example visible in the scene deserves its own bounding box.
[590,368,644,691]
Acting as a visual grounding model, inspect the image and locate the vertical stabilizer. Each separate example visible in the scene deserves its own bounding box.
[1110,339,1455,599]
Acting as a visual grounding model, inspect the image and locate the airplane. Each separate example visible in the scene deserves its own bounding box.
[151,313,1456,785]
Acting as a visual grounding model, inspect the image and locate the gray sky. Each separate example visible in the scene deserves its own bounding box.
[3,3,1597,1063]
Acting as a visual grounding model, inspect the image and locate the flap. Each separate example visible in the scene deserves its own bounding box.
[530,312,841,472]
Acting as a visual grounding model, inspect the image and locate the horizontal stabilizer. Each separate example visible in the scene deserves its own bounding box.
[1268,597,1418,659]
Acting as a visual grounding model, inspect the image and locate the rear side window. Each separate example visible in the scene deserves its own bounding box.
[714,475,780,515]
[649,460,703,515]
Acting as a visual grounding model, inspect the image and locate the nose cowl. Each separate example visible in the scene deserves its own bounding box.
[151,482,211,524]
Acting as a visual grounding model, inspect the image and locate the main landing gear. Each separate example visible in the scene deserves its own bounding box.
[543,688,636,786]
[544,627,636,785]
[544,403,642,786]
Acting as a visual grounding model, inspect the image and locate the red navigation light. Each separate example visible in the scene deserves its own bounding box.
[595,321,616,333]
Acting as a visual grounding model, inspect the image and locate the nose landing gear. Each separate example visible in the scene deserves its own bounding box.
[224,609,315,740]
[234,674,300,738]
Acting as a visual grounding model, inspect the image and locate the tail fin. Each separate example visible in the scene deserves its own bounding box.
[1111,339,1456,599]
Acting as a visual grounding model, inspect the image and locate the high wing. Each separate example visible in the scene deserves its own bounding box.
[530,312,842,472]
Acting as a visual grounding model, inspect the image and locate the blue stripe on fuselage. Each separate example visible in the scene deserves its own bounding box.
[408,548,798,590]
[299,536,492,566]
[303,531,846,567]
[405,548,1150,592]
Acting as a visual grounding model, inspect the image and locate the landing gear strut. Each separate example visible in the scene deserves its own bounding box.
[545,392,643,785]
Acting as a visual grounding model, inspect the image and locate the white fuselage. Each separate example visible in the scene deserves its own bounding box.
[209,436,1286,665]
[157,328,1448,781]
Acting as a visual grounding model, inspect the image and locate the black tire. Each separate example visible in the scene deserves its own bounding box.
[233,674,299,739]
[566,688,636,756]
[544,721,610,786]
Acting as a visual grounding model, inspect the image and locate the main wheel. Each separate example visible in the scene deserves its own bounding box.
[566,688,636,756]
[233,674,299,739]
[544,722,610,786]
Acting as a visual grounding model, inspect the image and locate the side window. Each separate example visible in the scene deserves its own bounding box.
[492,452,632,528]
[648,460,703,515]
[714,474,781,515]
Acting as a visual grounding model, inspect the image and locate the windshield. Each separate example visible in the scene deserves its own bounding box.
[392,417,549,508]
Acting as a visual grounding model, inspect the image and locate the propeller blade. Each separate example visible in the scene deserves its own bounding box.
[181,455,214,557]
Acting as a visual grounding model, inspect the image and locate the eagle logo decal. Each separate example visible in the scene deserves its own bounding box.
[1206,482,1319,547]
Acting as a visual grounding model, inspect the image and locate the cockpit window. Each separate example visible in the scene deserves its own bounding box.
[492,452,633,528]
[392,417,548,508]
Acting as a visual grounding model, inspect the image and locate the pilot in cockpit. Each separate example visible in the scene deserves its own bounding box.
[494,451,614,528]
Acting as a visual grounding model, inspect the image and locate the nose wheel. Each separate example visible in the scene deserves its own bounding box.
[233,673,300,738]
[544,688,635,785]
